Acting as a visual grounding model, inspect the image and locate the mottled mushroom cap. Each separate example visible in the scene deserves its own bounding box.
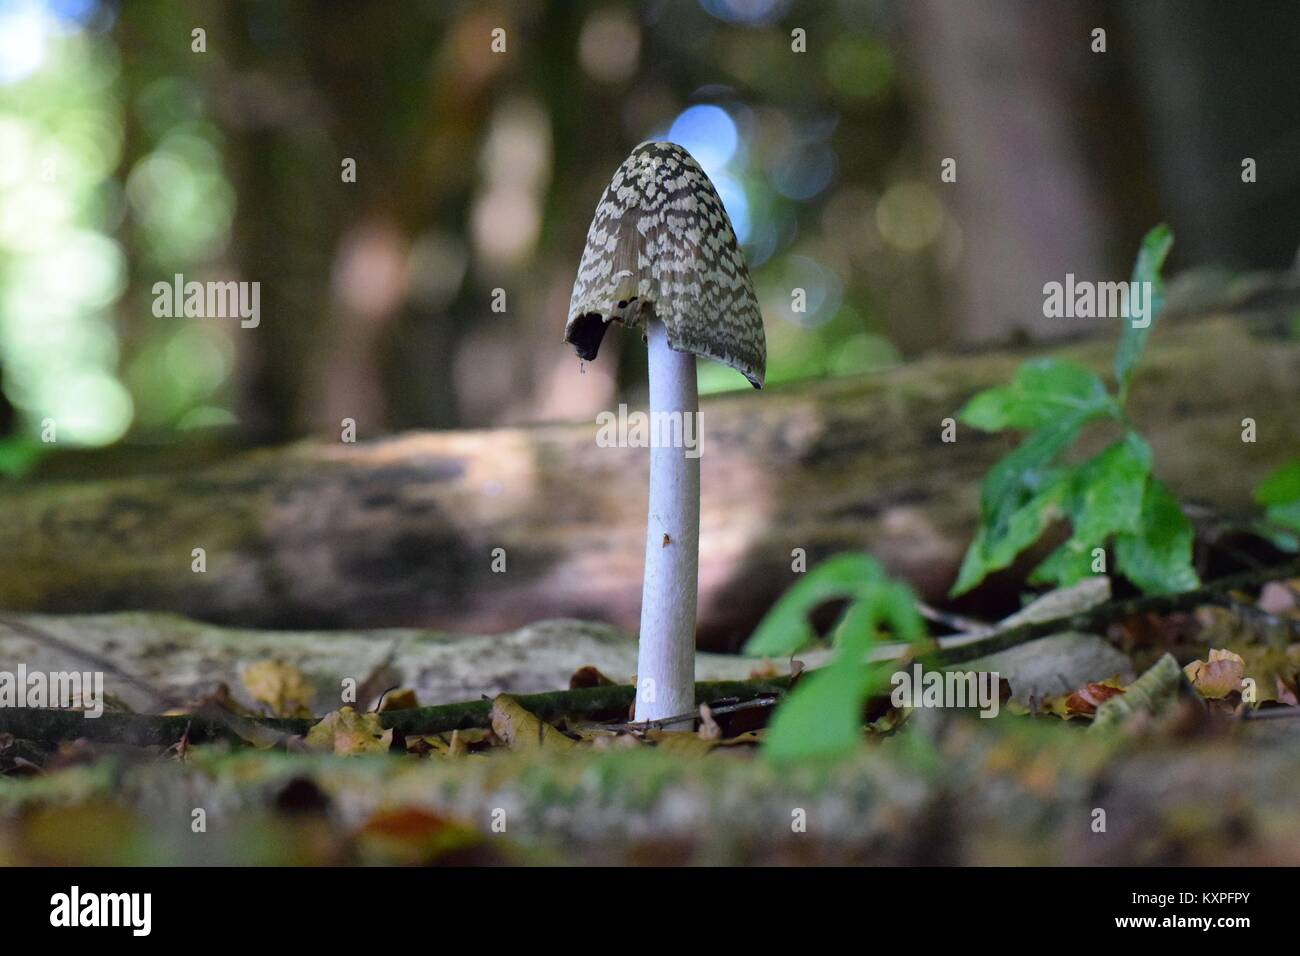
[564,141,766,389]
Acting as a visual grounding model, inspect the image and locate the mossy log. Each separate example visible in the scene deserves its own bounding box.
[0,678,792,748]
[0,598,1146,719]
[2,721,1298,865]
[1,315,1297,648]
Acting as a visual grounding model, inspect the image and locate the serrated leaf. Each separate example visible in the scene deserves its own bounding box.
[952,476,1070,596]
[952,408,1100,597]
[1113,225,1173,400]
[979,405,1106,530]
[742,553,885,657]
[1027,538,1093,589]
[957,358,1110,432]
[1027,432,1153,588]
[952,349,1122,596]
[1072,432,1152,537]
[1113,478,1199,594]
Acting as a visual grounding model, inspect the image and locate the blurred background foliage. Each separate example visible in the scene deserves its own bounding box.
[0,0,1297,457]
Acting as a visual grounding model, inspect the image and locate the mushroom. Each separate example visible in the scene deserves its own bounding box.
[564,141,766,727]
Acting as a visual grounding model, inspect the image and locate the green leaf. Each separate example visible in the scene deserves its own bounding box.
[1253,461,1300,535]
[1027,432,1153,588]
[952,405,1106,596]
[833,580,926,656]
[759,569,926,764]
[0,436,44,479]
[762,660,879,764]
[1114,478,1200,594]
[1254,460,1300,507]
[952,476,1070,596]
[978,405,1109,529]
[742,553,884,657]
[1113,225,1174,401]
[957,359,1110,432]
[1255,521,1300,550]
[1027,539,1092,588]
[1070,432,1152,539]
[1266,501,1300,535]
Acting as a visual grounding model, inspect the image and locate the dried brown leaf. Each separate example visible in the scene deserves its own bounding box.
[304,707,393,755]
[240,660,314,718]
[489,695,576,751]
[378,688,418,712]
[569,666,619,689]
[1184,648,1246,699]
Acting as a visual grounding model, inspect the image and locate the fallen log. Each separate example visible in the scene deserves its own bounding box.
[0,614,786,718]
[1,315,1297,648]
[0,595,1144,717]
[2,725,1298,865]
[0,678,793,749]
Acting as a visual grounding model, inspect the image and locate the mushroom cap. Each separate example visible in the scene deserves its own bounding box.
[565,141,766,389]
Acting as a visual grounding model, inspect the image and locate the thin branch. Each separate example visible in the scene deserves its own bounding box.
[4,561,1298,750]
[927,559,1300,668]
[0,678,792,749]
[611,694,783,733]
[1241,706,1300,721]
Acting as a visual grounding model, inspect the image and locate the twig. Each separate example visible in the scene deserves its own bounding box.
[916,601,988,634]
[611,694,783,733]
[0,678,792,749]
[4,561,1296,750]
[927,559,1300,668]
[1241,707,1300,721]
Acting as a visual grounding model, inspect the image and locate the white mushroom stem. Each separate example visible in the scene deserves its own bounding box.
[635,319,700,729]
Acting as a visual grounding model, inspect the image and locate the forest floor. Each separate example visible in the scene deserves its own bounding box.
[2,275,1298,864]
[1,566,1298,865]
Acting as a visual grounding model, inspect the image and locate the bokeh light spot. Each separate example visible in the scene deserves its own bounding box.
[876,181,944,253]
[667,104,738,174]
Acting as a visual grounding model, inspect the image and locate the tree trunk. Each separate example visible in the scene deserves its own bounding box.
[2,313,1297,649]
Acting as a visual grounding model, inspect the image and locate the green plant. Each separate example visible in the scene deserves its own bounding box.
[741,553,905,656]
[1254,460,1300,550]
[742,553,926,762]
[0,436,44,479]
[951,225,1199,597]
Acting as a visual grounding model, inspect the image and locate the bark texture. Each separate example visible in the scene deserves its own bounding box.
[0,607,1136,715]
[2,315,1297,649]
